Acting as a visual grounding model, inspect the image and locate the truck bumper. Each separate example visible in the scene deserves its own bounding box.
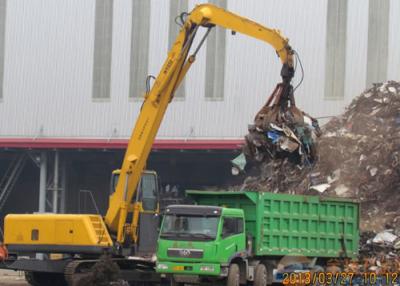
[156,261,223,277]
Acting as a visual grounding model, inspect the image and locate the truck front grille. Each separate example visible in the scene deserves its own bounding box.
[167,248,203,259]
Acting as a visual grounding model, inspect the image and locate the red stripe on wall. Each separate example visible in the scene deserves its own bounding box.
[0,138,243,150]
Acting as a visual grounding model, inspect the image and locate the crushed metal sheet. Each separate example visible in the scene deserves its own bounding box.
[310,183,330,193]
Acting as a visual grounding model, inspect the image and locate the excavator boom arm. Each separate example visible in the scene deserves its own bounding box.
[105,4,295,243]
[189,4,293,65]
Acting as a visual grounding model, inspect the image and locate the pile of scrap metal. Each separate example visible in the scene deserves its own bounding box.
[231,83,321,175]
[273,229,400,277]
[304,81,400,232]
[230,80,400,270]
[237,81,400,231]
[351,229,400,274]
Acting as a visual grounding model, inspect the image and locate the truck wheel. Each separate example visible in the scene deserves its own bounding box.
[227,263,240,286]
[254,264,267,286]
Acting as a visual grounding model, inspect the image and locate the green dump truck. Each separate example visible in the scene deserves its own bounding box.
[156,190,359,286]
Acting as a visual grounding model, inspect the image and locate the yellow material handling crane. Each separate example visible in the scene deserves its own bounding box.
[3,4,295,285]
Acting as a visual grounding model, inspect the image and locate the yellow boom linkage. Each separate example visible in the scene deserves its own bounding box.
[4,4,294,253]
[105,4,294,244]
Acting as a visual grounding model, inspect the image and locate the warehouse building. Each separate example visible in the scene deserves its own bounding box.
[0,0,399,222]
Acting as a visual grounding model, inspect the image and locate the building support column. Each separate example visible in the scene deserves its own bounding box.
[52,151,59,213]
[60,158,67,214]
[37,151,47,260]
[38,151,47,213]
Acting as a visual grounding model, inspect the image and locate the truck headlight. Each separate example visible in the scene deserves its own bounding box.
[200,265,215,272]
[157,263,168,270]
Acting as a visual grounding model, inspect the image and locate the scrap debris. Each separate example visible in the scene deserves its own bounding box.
[73,255,126,286]
[355,229,400,274]
[232,80,400,269]
[232,83,321,176]
[239,81,400,231]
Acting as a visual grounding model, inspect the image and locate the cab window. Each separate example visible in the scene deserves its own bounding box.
[222,217,243,238]
[139,173,158,210]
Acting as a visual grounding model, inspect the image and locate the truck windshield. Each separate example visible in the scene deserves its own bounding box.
[160,215,219,241]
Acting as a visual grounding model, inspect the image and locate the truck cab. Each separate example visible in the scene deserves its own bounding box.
[156,205,246,285]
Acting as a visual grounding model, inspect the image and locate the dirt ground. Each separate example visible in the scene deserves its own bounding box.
[0,270,28,286]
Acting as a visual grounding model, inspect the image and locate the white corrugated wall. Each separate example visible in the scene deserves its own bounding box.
[0,0,399,139]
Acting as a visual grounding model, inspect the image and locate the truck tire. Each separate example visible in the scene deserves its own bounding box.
[227,263,240,286]
[254,264,267,286]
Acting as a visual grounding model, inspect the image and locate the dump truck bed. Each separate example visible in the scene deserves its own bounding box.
[187,190,359,258]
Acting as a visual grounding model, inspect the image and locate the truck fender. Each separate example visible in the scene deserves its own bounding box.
[227,251,247,265]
